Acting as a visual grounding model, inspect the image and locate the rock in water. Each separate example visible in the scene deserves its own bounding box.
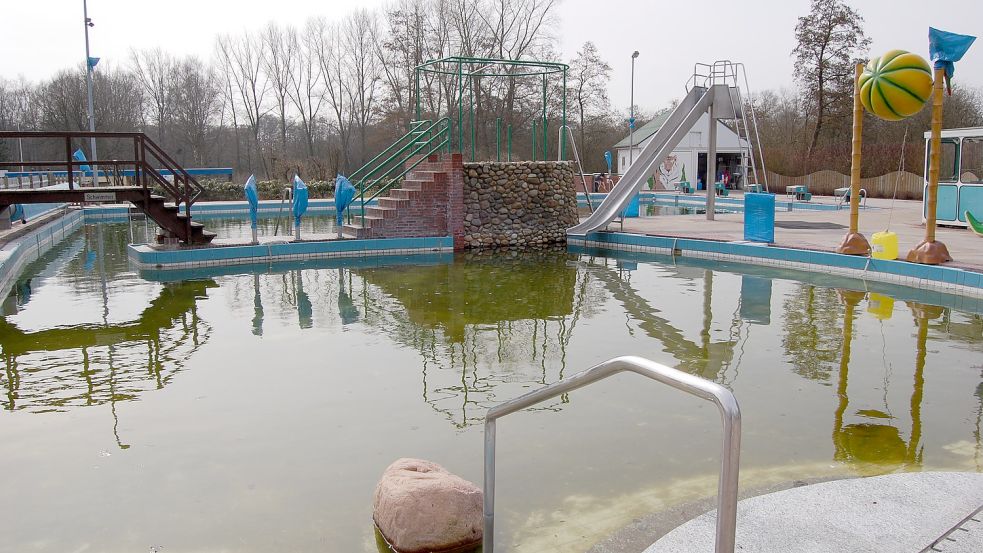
[373,458,483,553]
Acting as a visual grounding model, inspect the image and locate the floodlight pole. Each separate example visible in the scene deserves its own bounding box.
[83,0,98,182]
[629,51,639,170]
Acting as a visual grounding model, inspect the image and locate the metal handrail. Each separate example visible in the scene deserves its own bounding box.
[354,119,451,227]
[557,124,594,213]
[483,355,741,553]
[349,119,436,183]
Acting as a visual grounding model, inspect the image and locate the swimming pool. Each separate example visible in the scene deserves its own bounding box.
[1,221,980,552]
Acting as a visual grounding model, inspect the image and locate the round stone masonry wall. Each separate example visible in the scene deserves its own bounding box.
[462,161,578,248]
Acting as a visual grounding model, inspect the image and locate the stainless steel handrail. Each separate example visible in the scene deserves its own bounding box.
[483,355,741,553]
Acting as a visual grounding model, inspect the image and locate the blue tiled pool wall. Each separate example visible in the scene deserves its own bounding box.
[138,252,455,283]
[0,209,84,300]
[127,235,455,270]
[571,232,983,301]
[575,192,866,213]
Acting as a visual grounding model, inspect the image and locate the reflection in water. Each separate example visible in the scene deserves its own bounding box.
[2,222,983,552]
[353,247,580,427]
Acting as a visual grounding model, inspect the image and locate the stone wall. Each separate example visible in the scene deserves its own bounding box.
[462,161,578,248]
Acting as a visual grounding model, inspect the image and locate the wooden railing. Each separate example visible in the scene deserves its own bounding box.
[0,130,205,238]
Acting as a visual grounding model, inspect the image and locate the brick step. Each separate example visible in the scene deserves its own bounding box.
[378,197,410,209]
[390,188,421,200]
[341,224,371,239]
[365,206,399,219]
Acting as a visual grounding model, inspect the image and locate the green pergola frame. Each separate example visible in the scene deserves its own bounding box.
[414,56,569,161]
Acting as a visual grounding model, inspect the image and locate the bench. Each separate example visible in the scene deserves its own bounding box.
[834,187,867,209]
[786,185,811,202]
[677,181,694,194]
[745,183,764,193]
[715,182,729,197]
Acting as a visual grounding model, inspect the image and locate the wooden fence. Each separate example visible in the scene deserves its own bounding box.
[764,170,923,200]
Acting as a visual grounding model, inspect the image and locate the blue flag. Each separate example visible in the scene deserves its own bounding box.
[929,27,976,94]
[87,57,100,69]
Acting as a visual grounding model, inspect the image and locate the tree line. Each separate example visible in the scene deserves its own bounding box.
[1,0,981,184]
[0,0,626,182]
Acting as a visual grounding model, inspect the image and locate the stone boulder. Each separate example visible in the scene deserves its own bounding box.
[372,458,483,553]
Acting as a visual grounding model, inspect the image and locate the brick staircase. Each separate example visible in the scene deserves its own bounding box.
[342,154,464,248]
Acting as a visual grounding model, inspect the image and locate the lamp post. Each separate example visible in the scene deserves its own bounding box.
[83,0,98,181]
[628,51,639,169]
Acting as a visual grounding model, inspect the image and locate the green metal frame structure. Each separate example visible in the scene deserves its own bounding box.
[414,56,568,162]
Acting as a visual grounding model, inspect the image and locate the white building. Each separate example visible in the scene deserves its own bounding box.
[612,112,750,190]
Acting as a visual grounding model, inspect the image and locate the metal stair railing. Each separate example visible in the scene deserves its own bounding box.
[346,118,452,227]
[483,355,741,553]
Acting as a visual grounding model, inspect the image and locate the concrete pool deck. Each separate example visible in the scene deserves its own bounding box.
[640,472,983,553]
[618,193,983,274]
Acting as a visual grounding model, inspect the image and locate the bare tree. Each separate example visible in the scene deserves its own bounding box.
[216,32,270,178]
[288,21,325,158]
[568,41,611,158]
[343,9,383,165]
[261,23,295,152]
[312,16,353,171]
[173,57,220,165]
[130,48,178,144]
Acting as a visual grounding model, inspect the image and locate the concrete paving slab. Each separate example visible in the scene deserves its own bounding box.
[645,472,983,553]
[617,195,983,274]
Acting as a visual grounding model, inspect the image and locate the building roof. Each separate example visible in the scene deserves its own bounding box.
[612,109,745,150]
[612,110,672,149]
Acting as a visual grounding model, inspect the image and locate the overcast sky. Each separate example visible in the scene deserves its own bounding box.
[3,0,982,113]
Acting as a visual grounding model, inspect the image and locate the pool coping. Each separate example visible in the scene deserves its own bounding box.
[0,208,84,300]
[126,235,455,270]
[572,231,983,299]
[2,208,982,301]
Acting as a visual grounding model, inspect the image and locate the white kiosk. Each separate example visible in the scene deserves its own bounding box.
[925,126,983,227]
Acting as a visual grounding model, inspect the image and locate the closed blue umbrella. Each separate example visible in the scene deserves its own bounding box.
[604,151,612,174]
[292,175,309,239]
[9,204,26,224]
[334,175,356,238]
[244,175,259,244]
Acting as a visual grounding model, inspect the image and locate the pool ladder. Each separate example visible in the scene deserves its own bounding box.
[483,355,742,553]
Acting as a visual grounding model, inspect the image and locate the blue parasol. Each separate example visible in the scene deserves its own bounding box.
[604,151,612,174]
[334,175,356,234]
[244,175,259,243]
[292,175,309,238]
[9,204,25,223]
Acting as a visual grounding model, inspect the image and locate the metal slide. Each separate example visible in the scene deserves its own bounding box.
[567,85,718,236]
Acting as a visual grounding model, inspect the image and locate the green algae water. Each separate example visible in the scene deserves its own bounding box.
[1,222,981,552]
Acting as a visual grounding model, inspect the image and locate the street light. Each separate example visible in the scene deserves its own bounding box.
[628,51,639,169]
[83,0,98,182]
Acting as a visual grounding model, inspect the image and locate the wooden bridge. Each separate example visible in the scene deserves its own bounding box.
[0,131,215,245]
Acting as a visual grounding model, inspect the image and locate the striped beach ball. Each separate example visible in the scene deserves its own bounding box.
[859,50,933,121]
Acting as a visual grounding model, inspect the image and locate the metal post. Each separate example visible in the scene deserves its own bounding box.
[457,61,464,154]
[561,70,567,161]
[415,68,421,121]
[707,97,717,221]
[469,75,475,161]
[83,0,98,183]
[532,120,537,161]
[496,118,502,162]
[507,125,512,162]
[629,51,639,168]
[542,73,548,161]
